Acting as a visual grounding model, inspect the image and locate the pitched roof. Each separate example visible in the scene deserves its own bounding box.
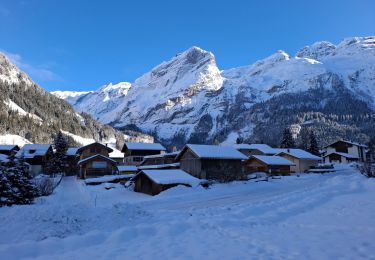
[143,151,179,159]
[178,144,248,160]
[137,169,201,186]
[66,148,78,156]
[138,163,180,170]
[16,144,51,158]
[122,142,166,152]
[0,145,19,151]
[78,154,117,165]
[252,155,295,166]
[77,142,113,153]
[117,165,138,172]
[324,140,367,148]
[231,143,277,154]
[323,152,359,159]
[0,154,9,162]
[276,149,321,160]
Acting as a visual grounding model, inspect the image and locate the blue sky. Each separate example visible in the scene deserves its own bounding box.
[1,0,374,91]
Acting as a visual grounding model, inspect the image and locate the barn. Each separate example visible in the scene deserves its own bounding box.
[133,169,201,196]
[176,144,248,181]
[244,155,295,175]
[275,149,321,173]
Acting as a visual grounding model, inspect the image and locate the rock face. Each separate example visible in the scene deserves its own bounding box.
[54,37,375,146]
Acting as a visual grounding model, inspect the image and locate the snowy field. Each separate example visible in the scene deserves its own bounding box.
[0,166,374,259]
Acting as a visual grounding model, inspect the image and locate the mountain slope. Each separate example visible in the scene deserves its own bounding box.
[54,37,375,147]
[0,53,125,147]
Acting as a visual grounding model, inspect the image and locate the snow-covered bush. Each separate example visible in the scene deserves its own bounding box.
[35,176,54,196]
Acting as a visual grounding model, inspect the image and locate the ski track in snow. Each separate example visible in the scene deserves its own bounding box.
[0,167,374,259]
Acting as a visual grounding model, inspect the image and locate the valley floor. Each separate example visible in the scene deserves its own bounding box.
[0,166,374,259]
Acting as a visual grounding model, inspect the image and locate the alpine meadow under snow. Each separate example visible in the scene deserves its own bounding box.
[54,36,375,147]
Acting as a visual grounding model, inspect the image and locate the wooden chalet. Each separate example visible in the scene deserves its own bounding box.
[0,145,20,156]
[122,142,166,166]
[275,149,321,173]
[322,140,367,164]
[133,169,201,196]
[109,147,124,164]
[65,148,79,176]
[77,142,118,179]
[244,155,295,176]
[117,165,138,175]
[16,144,53,176]
[176,144,248,181]
[233,144,277,157]
[139,151,179,166]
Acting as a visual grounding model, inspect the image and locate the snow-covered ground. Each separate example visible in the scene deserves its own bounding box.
[0,166,374,259]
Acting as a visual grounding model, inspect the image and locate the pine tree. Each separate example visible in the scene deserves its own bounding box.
[236,137,242,144]
[298,127,310,150]
[1,154,38,206]
[280,127,295,148]
[47,131,68,176]
[308,131,320,155]
[0,164,13,206]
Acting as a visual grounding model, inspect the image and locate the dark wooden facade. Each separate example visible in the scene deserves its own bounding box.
[133,172,190,196]
[178,149,245,181]
[77,143,117,179]
[244,157,291,176]
[122,143,166,165]
[140,152,178,166]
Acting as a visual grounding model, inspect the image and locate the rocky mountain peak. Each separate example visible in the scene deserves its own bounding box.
[296,41,336,60]
[0,52,33,86]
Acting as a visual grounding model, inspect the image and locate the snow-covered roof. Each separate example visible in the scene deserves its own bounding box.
[323,152,359,159]
[324,140,367,148]
[276,149,321,160]
[180,144,248,160]
[252,155,295,166]
[143,151,179,159]
[77,142,113,153]
[66,148,78,156]
[0,145,18,151]
[109,147,124,158]
[138,163,180,170]
[0,154,9,162]
[123,142,166,151]
[78,154,117,165]
[117,165,138,172]
[248,144,277,154]
[16,144,51,158]
[138,169,201,186]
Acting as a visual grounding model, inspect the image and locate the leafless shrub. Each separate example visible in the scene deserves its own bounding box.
[359,162,375,178]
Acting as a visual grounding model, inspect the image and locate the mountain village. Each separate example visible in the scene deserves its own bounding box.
[0,134,372,197]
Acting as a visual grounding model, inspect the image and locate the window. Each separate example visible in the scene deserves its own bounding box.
[90,148,96,153]
[92,161,107,169]
[133,156,143,162]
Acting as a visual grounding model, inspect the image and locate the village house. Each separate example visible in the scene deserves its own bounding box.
[322,140,367,164]
[16,144,53,176]
[122,142,166,166]
[275,149,321,173]
[176,144,248,181]
[233,144,278,156]
[0,145,20,156]
[117,165,138,175]
[65,148,79,176]
[132,169,201,196]
[140,151,179,166]
[77,142,118,179]
[244,155,295,175]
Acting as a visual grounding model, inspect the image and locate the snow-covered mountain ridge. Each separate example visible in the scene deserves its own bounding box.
[53,37,375,146]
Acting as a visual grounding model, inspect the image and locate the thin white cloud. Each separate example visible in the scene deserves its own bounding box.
[1,50,62,82]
